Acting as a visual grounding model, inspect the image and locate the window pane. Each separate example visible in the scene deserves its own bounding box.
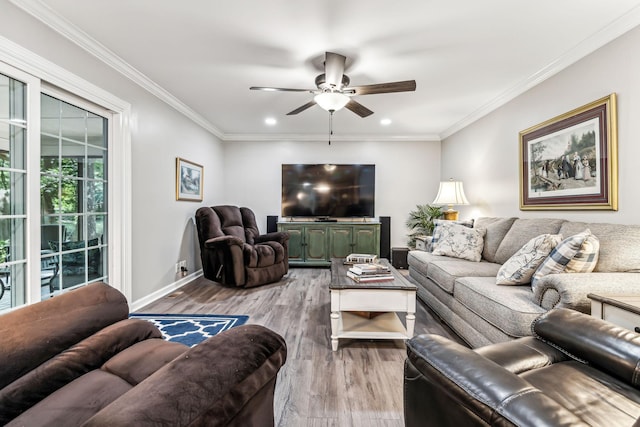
[0,217,25,260]
[87,112,106,147]
[60,215,80,241]
[87,214,106,241]
[87,145,106,180]
[0,172,26,216]
[0,123,26,170]
[87,180,105,213]
[61,141,84,178]
[41,94,60,136]
[61,102,86,144]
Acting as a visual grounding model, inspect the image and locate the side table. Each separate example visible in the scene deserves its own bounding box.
[588,293,640,332]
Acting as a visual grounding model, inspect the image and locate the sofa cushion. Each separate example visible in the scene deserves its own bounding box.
[432,222,486,262]
[531,229,596,285]
[494,218,566,264]
[6,370,132,427]
[454,277,546,338]
[428,259,502,293]
[408,250,458,278]
[102,338,188,386]
[496,234,562,285]
[474,217,517,263]
[558,221,640,273]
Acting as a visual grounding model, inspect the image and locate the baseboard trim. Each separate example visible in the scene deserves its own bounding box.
[129,269,203,312]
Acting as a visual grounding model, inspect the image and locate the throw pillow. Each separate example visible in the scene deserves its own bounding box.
[496,233,562,285]
[565,232,600,273]
[431,222,485,262]
[531,229,599,285]
[430,218,474,251]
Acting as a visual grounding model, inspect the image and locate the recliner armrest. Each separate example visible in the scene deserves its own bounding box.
[534,308,640,387]
[405,334,586,427]
[204,235,244,249]
[84,324,287,427]
[255,231,289,246]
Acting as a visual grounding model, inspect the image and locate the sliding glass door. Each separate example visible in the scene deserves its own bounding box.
[0,73,27,309]
[40,94,108,298]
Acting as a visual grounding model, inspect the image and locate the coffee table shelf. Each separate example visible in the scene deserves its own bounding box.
[329,258,417,351]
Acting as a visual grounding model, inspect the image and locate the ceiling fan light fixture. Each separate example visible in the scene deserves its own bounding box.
[314,92,350,112]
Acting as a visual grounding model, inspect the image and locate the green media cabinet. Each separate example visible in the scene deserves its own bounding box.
[277,221,381,267]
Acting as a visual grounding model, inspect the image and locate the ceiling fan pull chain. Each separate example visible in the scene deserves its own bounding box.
[329,110,334,145]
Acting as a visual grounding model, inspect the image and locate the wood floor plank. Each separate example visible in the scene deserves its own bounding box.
[137,266,465,426]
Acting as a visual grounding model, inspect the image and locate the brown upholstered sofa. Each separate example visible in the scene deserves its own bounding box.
[196,205,289,287]
[0,282,287,426]
[404,308,640,426]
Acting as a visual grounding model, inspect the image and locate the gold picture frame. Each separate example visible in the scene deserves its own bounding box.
[519,93,617,210]
[176,157,203,201]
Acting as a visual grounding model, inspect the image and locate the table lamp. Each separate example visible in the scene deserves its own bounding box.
[432,179,469,221]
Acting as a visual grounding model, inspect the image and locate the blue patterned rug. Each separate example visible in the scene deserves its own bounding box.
[130,313,249,347]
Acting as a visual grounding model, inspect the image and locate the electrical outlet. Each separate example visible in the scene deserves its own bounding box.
[179,260,186,270]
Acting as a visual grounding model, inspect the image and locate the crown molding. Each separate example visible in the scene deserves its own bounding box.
[10,0,225,140]
[440,4,640,140]
[222,132,441,143]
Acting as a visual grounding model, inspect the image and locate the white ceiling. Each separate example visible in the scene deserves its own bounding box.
[16,0,640,141]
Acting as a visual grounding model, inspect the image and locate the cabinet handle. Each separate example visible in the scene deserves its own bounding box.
[635,327,640,333]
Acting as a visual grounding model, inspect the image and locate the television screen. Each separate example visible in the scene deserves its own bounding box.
[281,164,375,218]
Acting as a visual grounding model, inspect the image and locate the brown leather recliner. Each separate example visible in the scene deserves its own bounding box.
[195,205,289,288]
[404,308,640,426]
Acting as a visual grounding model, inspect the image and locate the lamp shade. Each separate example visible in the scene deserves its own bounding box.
[314,92,350,112]
[432,180,469,206]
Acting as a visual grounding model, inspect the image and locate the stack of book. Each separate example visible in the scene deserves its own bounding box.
[346,263,394,283]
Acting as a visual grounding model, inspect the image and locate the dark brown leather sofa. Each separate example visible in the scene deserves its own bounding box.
[0,282,287,426]
[196,205,289,288]
[404,308,640,426]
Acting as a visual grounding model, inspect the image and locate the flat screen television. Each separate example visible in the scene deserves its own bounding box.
[281,164,375,218]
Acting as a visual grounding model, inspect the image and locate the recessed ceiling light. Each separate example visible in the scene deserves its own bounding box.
[380,118,392,126]
[265,117,277,126]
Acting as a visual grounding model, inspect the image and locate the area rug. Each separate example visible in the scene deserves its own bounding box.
[129,313,249,347]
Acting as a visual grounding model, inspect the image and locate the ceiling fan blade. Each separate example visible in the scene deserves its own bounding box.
[324,52,346,88]
[250,86,315,92]
[350,80,417,95]
[286,100,317,115]
[345,99,374,118]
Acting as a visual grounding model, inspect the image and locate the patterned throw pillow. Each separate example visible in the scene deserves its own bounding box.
[430,218,474,250]
[531,229,599,285]
[431,222,485,262]
[496,234,562,285]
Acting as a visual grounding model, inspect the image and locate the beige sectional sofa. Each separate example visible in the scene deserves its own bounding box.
[408,217,640,348]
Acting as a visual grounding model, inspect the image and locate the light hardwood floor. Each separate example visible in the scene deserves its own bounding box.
[138,267,464,427]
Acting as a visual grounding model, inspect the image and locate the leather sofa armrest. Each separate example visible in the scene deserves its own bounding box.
[475,336,569,374]
[204,235,244,249]
[405,334,587,427]
[255,231,290,245]
[534,308,640,387]
[84,324,287,427]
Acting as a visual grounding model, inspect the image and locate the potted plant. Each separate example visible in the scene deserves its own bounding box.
[406,204,443,248]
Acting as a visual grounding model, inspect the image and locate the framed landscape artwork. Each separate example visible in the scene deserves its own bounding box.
[519,93,617,210]
[176,157,203,201]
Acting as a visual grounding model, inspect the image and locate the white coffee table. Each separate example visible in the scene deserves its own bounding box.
[329,258,417,351]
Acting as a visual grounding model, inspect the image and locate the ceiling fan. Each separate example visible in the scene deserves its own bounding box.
[250,51,416,118]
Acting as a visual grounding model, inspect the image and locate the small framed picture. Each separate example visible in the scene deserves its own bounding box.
[176,157,203,201]
[519,94,617,210]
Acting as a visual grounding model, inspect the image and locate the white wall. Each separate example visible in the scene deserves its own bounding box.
[222,139,441,248]
[0,3,226,302]
[442,25,640,225]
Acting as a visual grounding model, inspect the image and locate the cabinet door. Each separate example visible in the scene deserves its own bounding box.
[328,226,354,258]
[353,225,380,255]
[304,226,328,262]
[279,225,304,261]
